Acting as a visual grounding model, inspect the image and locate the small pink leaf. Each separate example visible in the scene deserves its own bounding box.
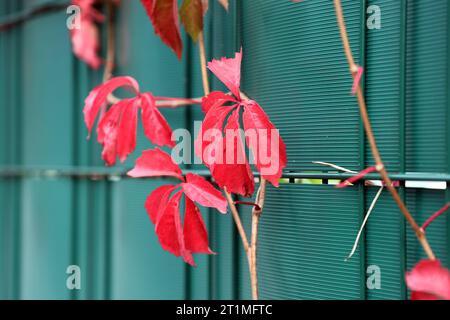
[182,173,228,214]
[351,66,364,95]
[336,166,377,188]
[127,148,183,180]
[406,260,450,300]
[207,48,242,99]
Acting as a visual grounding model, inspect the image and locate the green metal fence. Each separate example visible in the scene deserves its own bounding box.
[0,0,449,300]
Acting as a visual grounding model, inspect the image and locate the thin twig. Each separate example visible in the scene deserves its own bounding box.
[421,203,450,231]
[225,189,250,252]
[250,178,267,300]
[346,186,383,261]
[333,0,435,260]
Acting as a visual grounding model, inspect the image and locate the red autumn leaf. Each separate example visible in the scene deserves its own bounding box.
[84,76,140,135]
[184,197,213,254]
[182,173,228,214]
[140,0,183,59]
[156,191,194,265]
[212,107,255,197]
[242,101,287,187]
[97,98,139,166]
[405,259,450,300]
[145,185,177,224]
[180,0,205,42]
[207,48,242,99]
[70,0,104,69]
[201,91,236,114]
[196,49,287,195]
[141,93,175,148]
[128,148,184,180]
[194,103,236,167]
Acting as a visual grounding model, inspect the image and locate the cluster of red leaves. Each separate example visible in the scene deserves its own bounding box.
[195,49,287,197]
[140,0,228,58]
[406,260,450,300]
[128,148,227,266]
[83,76,175,166]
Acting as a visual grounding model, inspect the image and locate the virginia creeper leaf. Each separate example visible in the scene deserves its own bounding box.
[84,76,140,135]
[184,197,213,254]
[212,107,255,197]
[117,99,139,163]
[156,191,194,266]
[242,100,287,187]
[207,48,242,99]
[182,173,227,213]
[140,0,183,59]
[201,91,236,114]
[141,93,175,148]
[128,148,184,180]
[145,185,177,224]
[406,260,450,300]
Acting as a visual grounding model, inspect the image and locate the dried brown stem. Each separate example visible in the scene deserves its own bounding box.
[333,0,435,260]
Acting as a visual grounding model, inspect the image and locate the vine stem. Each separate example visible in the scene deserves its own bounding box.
[333,0,435,260]
[198,31,262,300]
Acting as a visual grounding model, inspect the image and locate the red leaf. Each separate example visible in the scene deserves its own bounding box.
[140,93,175,148]
[70,0,104,69]
[182,173,227,213]
[96,98,140,166]
[117,99,139,163]
[242,100,287,187]
[207,48,242,99]
[140,0,183,59]
[96,100,122,166]
[156,191,194,266]
[184,196,213,254]
[145,185,177,224]
[84,76,140,135]
[127,148,184,180]
[211,107,255,197]
[180,0,204,42]
[406,260,450,300]
[194,104,236,166]
[201,91,236,114]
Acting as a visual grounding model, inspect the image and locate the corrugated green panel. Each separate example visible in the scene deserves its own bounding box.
[114,1,187,169]
[365,0,401,171]
[365,188,403,300]
[240,0,362,172]
[21,3,74,166]
[405,0,448,172]
[241,184,362,300]
[110,179,185,299]
[406,189,448,268]
[20,179,73,299]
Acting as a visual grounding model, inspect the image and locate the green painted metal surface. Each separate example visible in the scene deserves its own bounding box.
[0,0,449,300]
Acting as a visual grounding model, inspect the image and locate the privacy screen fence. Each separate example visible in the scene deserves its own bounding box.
[1,0,449,300]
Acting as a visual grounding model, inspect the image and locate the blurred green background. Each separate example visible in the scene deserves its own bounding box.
[0,0,449,300]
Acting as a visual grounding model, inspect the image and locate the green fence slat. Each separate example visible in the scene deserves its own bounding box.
[109,179,185,299]
[405,0,448,173]
[239,0,362,172]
